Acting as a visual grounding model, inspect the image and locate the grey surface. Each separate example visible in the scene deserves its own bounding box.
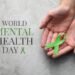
[0,0,75,75]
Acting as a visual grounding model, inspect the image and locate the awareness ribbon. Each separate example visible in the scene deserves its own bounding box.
[45,34,65,55]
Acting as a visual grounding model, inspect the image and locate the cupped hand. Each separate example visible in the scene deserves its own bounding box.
[40,6,74,48]
[46,20,75,58]
[40,6,75,58]
[40,6,74,32]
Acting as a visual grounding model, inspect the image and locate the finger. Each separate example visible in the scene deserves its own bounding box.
[52,46,73,58]
[47,33,58,56]
[51,33,58,42]
[41,28,49,48]
[40,13,53,29]
[59,42,67,50]
[45,31,53,50]
[59,33,67,50]
[46,31,53,43]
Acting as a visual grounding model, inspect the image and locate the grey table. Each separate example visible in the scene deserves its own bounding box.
[0,0,75,75]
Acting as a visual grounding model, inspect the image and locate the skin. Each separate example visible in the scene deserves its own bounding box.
[49,20,75,58]
[40,0,75,58]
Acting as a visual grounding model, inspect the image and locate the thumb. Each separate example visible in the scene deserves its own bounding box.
[40,12,53,29]
[40,8,61,29]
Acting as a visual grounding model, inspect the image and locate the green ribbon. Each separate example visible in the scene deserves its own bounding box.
[45,34,65,55]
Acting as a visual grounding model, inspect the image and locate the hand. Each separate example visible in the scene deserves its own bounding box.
[47,20,75,58]
[40,6,75,58]
[40,6,74,48]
